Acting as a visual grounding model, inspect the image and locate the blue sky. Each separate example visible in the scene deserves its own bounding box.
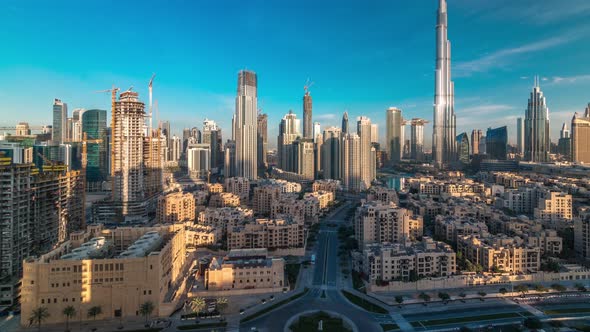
[1,0,590,149]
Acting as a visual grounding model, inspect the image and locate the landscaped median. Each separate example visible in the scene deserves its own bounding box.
[240,288,310,323]
[409,312,532,328]
[543,308,590,315]
[341,290,389,314]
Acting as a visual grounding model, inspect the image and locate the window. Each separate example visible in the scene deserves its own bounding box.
[41,299,44,304]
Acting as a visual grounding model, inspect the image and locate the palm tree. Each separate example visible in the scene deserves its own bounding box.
[458,292,467,302]
[139,301,155,327]
[478,291,487,301]
[29,307,50,332]
[62,306,76,332]
[216,297,229,315]
[87,306,102,321]
[515,284,528,297]
[394,295,404,308]
[190,297,206,314]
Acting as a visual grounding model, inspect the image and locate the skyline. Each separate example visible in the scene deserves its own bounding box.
[2,1,590,147]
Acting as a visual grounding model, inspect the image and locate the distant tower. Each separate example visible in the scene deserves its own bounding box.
[341,111,349,135]
[558,122,571,160]
[386,107,403,164]
[572,104,590,163]
[313,122,321,142]
[113,90,146,221]
[257,113,268,169]
[456,132,470,164]
[432,0,457,168]
[516,118,524,155]
[321,127,341,180]
[342,133,361,192]
[357,116,374,189]
[371,124,379,143]
[410,118,428,161]
[303,81,313,139]
[524,76,550,162]
[471,129,482,156]
[52,99,68,144]
[234,70,258,180]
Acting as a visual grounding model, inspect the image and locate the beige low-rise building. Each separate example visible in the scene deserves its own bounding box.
[523,230,563,255]
[434,216,489,244]
[206,183,224,194]
[157,191,196,223]
[205,248,285,291]
[574,215,590,262]
[458,235,541,273]
[303,190,335,210]
[227,218,305,254]
[209,192,240,208]
[253,185,282,216]
[353,237,456,282]
[198,207,253,233]
[534,191,573,222]
[186,224,219,248]
[354,201,423,247]
[312,179,341,195]
[270,194,305,223]
[224,177,250,202]
[20,224,187,326]
[367,186,399,205]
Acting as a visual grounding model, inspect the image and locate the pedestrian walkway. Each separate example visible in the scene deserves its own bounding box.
[390,312,415,332]
[506,298,547,318]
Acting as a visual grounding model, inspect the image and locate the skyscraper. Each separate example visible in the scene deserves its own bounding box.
[113,91,146,221]
[524,77,550,162]
[234,70,258,180]
[357,116,374,189]
[456,132,469,164]
[386,107,403,164]
[52,99,67,144]
[278,110,301,172]
[82,109,108,190]
[313,122,321,142]
[471,129,482,156]
[486,126,508,160]
[371,124,379,144]
[294,138,315,180]
[171,135,182,162]
[187,144,211,179]
[158,120,171,159]
[432,0,457,168]
[342,111,349,135]
[342,133,361,192]
[202,119,222,169]
[303,89,313,139]
[257,113,268,169]
[572,104,590,163]
[558,122,571,160]
[516,118,524,155]
[321,127,341,180]
[410,118,428,161]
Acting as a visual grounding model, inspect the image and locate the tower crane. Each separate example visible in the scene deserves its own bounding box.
[148,74,156,134]
[95,86,120,195]
[304,78,314,95]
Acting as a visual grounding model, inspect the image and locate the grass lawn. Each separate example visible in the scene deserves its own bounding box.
[351,271,365,291]
[240,288,309,323]
[544,307,590,315]
[341,290,388,314]
[177,322,227,330]
[381,323,399,331]
[410,312,528,327]
[290,311,351,332]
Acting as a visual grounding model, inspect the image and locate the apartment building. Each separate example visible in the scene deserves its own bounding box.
[224,177,250,202]
[227,218,305,253]
[209,192,240,208]
[157,191,196,223]
[434,216,489,244]
[458,235,541,273]
[198,207,253,233]
[354,201,423,247]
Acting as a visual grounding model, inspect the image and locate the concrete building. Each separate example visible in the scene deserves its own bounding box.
[187,144,211,179]
[198,207,253,234]
[143,132,164,199]
[205,248,285,291]
[357,116,374,189]
[434,216,489,244]
[354,201,423,247]
[367,186,398,205]
[113,91,146,221]
[234,70,258,180]
[20,224,187,325]
[558,122,571,160]
[303,89,313,139]
[386,107,403,164]
[410,118,428,161]
[371,123,379,144]
[224,140,236,178]
[533,191,572,222]
[52,99,68,144]
[278,110,301,172]
[294,138,315,180]
[225,177,250,202]
[270,194,305,224]
[571,104,590,163]
[471,129,482,156]
[458,235,541,273]
[353,238,456,282]
[257,113,268,169]
[202,119,222,170]
[170,135,182,162]
[524,77,551,162]
[516,118,524,156]
[227,218,305,253]
[16,122,31,136]
[321,126,341,180]
[342,133,361,192]
[574,216,590,262]
[209,192,240,208]
[432,0,457,168]
[157,191,196,223]
[312,179,341,195]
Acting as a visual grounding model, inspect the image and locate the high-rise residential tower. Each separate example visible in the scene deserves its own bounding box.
[294,138,315,180]
[313,122,321,142]
[278,110,301,172]
[558,122,571,160]
[516,117,524,155]
[572,104,590,163]
[410,118,428,161]
[234,70,258,180]
[52,99,67,144]
[321,127,341,180]
[257,113,268,169]
[303,89,313,139]
[486,126,508,160]
[432,0,457,168]
[524,77,550,162]
[113,91,146,221]
[342,111,349,135]
[371,124,379,144]
[471,129,482,156]
[386,107,403,164]
[456,132,470,164]
[202,119,222,169]
[342,133,361,192]
[357,116,374,189]
[82,109,108,190]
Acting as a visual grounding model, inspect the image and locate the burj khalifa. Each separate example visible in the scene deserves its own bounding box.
[432,0,457,168]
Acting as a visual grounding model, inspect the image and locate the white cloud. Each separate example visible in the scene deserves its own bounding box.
[457,104,515,115]
[315,113,338,120]
[548,75,590,85]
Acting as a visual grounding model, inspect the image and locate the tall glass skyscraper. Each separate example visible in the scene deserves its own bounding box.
[52,99,67,144]
[386,107,403,164]
[524,77,550,162]
[456,132,470,164]
[234,70,258,180]
[82,109,108,188]
[485,126,508,160]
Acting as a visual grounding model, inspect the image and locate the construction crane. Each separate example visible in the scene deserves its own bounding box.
[36,152,66,172]
[148,74,156,134]
[304,78,314,96]
[95,86,120,196]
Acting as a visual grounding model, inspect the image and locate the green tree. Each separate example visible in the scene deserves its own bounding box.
[499,288,508,295]
[515,284,528,296]
[394,295,404,306]
[62,306,76,332]
[550,284,566,292]
[216,297,228,314]
[478,291,487,301]
[438,292,450,301]
[534,284,548,292]
[29,307,50,332]
[418,292,431,303]
[458,292,467,302]
[87,306,102,321]
[139,301,155,326]
[190,297,206,313]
